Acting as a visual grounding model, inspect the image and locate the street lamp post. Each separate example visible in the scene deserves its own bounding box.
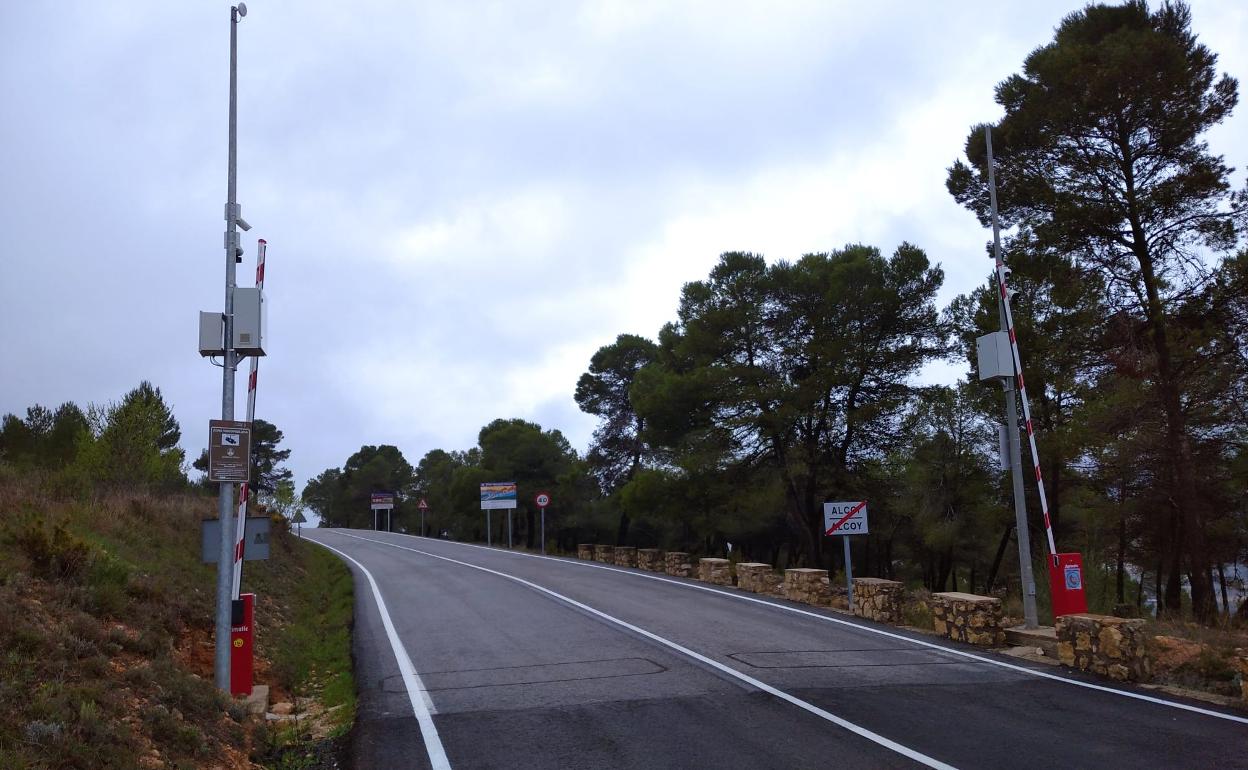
[214,2,248,693]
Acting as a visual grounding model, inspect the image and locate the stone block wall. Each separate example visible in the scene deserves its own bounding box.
[1055,613,1151,682]
[664,552,692,577]
[785,568,830,606]
[735,563,780,593]
[698,558,733,586]
[852,578,904,624]
[613,546,637,568]
[593,545,613,563]
[576,544,593,560]
[637,549,663,571]
[931,592,1005,647]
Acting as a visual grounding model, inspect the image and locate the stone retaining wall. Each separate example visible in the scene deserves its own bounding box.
[664,552,692,577]
[1055,613,1151,682]
[613,546,637,567]
[785,568,829,606]
[576,544,593,560]
[735,563,780,594]
[931,592,1005,647]
[637,549,663,572]
[593,545,613,563]
[698,558,732,586]
[852,578,904,624]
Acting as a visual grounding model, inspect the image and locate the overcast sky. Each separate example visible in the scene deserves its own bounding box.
[2,1,1246,492]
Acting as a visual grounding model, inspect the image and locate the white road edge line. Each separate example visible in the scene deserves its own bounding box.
[308,538,452,770]
[329,531,957,770]
[353,530,1248,727]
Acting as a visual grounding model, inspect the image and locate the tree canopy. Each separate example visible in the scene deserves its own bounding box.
[947,0,1246,620]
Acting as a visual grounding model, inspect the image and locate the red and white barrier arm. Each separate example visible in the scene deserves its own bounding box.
[995,259,1059,561]
[232,238,266,599]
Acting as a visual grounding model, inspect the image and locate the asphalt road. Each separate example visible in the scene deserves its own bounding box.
[305,528,1248,769]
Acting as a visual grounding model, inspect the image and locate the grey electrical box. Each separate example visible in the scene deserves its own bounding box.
[976,331,1014,381]
[201,516,271,562]
[231,287,266,356]
[199,311,224,357]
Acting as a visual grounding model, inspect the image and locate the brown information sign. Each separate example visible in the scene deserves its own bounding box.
[208,419,252,483]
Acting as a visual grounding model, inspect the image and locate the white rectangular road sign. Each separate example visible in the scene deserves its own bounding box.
[824,501,868,535]
[370,492,396,511]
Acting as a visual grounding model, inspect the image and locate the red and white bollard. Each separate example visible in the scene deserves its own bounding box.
[1048,553,1088,617]
[230,592,255,696]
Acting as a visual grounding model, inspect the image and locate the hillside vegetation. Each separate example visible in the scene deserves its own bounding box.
[0,470,354,770]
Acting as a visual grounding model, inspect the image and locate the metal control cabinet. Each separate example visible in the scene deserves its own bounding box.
[231,287,266,356]
[976,331,1013,381]
[199,311,224,357]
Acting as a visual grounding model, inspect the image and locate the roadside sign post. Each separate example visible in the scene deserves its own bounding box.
[843,537,853,610]
[418,498,429,537]
[824,501,869,612]
[534,492,551,555]
[480,482,517,548]
[371,492,395,532]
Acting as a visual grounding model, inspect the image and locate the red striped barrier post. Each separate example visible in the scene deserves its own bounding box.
[985,128,1086,617]
[231,238,266,599]
[993,262,1058,560]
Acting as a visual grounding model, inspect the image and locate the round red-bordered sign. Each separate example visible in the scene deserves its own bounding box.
[534,491,551,509]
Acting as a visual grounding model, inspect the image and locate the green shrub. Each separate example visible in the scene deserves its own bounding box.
[15,522,94,581]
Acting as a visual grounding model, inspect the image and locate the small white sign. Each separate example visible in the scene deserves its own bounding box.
[824,501,869,535]
[222,432,241,447]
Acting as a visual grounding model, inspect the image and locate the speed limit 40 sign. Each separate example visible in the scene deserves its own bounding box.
[534,491,551,509]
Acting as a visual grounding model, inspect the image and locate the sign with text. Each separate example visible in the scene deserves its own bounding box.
[480,482,517,509]
[370,492,396,510]
[534,491,551,509]
[824,500,869,536]
[208,419,252,483]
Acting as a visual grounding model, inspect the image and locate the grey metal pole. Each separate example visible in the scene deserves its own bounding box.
[214,5,243,693]
[508,509,513,548]
[487,510,492,545]
[541,509,545,555]
[985,126,1039,629]
[843,536,854,612]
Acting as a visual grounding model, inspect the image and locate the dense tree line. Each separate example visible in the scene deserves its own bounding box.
[303,421,601,548]
[0,382,187,490]
[303,2,1246,623]
[0,381,298,519]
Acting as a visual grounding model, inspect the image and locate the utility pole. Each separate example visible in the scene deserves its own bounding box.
[985,127,1039,629]
[214,3,248,692]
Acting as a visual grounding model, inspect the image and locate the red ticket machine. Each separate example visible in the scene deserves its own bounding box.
[1048,553,1088,617]
[230,593,255,696]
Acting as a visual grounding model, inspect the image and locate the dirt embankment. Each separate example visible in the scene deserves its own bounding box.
[0,476,354,769]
